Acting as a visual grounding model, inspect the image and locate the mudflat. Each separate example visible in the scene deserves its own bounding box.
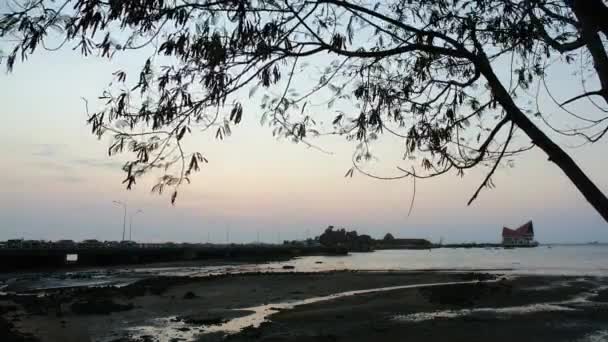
[1,271,607,342]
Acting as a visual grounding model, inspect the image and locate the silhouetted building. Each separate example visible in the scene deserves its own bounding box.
[502,221,537,246]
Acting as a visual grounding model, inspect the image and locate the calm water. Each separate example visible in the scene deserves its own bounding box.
[3,245,608,292]
[272,245,608,276]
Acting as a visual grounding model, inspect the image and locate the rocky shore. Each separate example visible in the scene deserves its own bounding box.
[1,270,607,342]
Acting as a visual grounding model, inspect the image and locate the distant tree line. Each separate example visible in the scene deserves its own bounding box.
[316,226,432,251]
[316,226,371,252]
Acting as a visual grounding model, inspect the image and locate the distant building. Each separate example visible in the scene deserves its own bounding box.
[6,239,24,248]
[79,239,103,248]
[502,221,538,247]
[376,238,432,250]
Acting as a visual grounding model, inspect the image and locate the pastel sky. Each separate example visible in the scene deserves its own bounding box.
[1,37,607,244]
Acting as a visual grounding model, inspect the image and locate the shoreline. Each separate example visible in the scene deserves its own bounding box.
[0,256,292,278]
[0,245,348,273]
[1,243,572,274]
[2,270,607,342]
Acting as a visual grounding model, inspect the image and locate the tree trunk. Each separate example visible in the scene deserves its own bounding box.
[477,59,608,223]
[569,0,608,38]
[569,0,608,104]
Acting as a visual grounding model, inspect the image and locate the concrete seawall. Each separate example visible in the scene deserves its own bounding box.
[0,245,347,271]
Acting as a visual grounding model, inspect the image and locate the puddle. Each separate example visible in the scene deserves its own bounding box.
[568,285,608,304]
[394,285,608,323]
[580,330,608,342]
[394,303,577,322]
[115,316,204,342]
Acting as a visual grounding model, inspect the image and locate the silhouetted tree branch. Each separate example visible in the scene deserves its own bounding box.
[2,0,608,222]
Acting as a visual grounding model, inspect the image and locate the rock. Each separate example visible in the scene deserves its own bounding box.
[370,320,390,332]
[177,327,190,332]
[178,313,228,326]
[0,305,17,314]
[239,325,262,338]
[71,299,134,315]
[459,272,496,281]
[315,261,323,264]
[282,265,295,270]
[419,283,487,307]
[183,291,197,300]
[107,337,133,342]
[121,276,196,297]
[181,316,226,326]
[9,295,51,315]
[593,288,608,302]
[0,316,38,342]
[109,336,157,342]
[314,334,338,341]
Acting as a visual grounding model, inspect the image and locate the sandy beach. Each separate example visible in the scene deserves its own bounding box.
[1,269,607,342]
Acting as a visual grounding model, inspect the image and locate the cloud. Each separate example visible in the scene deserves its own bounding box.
[25,143,121,184]
[73,159,123,170]
[56,175,85,183]
[29,143,122,171]
[30,160,72,173]
[30,143,67,158]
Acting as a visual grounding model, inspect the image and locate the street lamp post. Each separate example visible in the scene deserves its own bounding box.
[113,201,127,241]
[129,209,143,241]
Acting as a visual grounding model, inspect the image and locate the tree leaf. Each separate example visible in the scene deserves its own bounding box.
[177,126,187,141]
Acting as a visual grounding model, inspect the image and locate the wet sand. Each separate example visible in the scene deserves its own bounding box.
[226,275,608,342]
[1,271,607,342]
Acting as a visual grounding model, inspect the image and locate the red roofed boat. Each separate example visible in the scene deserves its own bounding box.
[502,221,539,247]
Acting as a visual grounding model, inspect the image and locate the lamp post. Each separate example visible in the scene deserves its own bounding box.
[129,209,143,241]
[113,200,127,241]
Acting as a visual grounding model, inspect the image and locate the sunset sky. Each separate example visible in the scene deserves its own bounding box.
[1,38,607,244]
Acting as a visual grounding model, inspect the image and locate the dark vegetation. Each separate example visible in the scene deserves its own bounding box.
[316,226,431,251]
[1,0,608,222]
[318,226,374,252]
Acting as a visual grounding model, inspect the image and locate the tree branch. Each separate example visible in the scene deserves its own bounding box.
[560,90,604,106]
[467,122,514,206]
